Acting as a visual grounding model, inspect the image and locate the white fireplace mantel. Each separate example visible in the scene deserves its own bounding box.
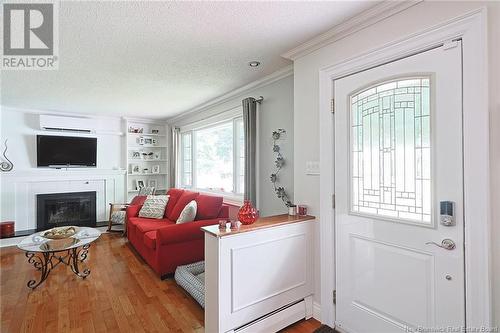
[0,169,126,231]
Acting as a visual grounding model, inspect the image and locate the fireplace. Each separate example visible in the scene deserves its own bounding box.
[36,191,97,231]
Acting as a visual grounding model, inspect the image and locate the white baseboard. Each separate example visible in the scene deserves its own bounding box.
[313,301,321,321]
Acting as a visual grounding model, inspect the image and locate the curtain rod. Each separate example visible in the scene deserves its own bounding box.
[255,96,264,103]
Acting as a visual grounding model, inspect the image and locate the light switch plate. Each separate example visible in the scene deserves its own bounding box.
[306,161,320,175]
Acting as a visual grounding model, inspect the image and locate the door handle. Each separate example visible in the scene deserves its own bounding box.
[425,238,456,250]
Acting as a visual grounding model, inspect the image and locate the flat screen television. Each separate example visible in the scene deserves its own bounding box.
[37,135,97,167]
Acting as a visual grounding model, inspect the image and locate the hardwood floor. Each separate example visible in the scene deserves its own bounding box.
[0,233,321,333]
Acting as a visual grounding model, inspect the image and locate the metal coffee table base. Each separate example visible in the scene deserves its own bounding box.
[24,243,91,289]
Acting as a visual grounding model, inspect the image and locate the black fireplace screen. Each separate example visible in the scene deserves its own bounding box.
[36,191,97,231]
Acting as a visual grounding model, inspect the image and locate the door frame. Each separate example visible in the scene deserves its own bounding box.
[318,8,490,329]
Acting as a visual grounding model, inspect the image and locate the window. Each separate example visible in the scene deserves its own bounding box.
[181,133,192,187]
[180,117,244,196]
[350,77,431,224]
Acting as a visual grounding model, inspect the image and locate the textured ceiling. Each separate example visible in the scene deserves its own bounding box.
[1,1,377,119]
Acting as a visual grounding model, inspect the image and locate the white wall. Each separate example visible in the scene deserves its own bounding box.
[0,107,128,226]
[171,74,294,217]
[0,107,125,171]
[292,1,500,325]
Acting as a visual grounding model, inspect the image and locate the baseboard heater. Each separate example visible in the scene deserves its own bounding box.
[234,299,307,333]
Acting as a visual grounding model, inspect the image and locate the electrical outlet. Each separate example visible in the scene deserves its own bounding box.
[306,161,320,175]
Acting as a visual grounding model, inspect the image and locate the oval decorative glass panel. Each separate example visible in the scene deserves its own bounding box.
[350,77,431,224]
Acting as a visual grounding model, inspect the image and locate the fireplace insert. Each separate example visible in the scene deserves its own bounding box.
[36,191,97,231]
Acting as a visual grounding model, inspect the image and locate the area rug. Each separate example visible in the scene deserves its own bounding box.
[313,324,336,333]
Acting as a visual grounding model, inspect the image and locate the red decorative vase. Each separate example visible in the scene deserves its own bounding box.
[238,200,259,225]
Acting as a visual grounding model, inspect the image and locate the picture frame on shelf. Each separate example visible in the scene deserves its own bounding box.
[131,164,140,174]
[136,137,145,145]
[152,165,160,174]
[135,179,145,190]
[148,179,158,188]
[142,136,158,146]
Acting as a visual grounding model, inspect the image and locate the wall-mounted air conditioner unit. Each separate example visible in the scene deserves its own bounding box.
[39,114,94,133]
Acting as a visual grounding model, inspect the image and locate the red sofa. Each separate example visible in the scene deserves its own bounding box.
[126,189,228,277]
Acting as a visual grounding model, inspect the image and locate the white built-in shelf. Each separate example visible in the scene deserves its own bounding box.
[129,188,167,193]
[125,119,169,201]
[128,145,167,149]
[127,132,166,137]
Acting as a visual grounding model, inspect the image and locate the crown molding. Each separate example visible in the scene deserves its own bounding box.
[281,0,422,61]
[166,64,293,124]
[122,116,168,125]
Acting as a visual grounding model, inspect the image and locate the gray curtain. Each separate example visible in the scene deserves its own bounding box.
[169,127,180,189]
[242,97,257,206]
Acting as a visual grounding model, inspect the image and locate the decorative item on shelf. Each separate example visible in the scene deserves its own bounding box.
[152,165,160,174]
[230,220,240,230]
[135,179,145,190]
[142,167,149,174]
[0,221,15,238]
[140,137,158,146]
[154,152,160,160]
[288,204,297,216]
[238,200,259,225]
[131,164,140,174]
[151,129,159,134]
[129,126,143,133]
[142,151,154,160]
[131,151,141,159]
[298,205,307,216]
[148,179,158,188]
[137,137,145,145]
[270,129,293,208]
[219,219,228,230]
[0,139,14,172]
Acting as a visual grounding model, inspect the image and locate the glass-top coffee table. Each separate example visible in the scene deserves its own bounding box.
[17,227,101,289]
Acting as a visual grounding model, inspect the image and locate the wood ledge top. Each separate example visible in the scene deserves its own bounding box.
[202,214,315,238]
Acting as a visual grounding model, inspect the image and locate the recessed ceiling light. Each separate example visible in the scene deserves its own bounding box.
[249,61,261,68]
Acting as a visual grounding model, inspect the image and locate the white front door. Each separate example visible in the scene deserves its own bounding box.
[334,43,464,332]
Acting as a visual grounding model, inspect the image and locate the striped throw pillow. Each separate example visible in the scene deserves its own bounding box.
[138,195,169,219]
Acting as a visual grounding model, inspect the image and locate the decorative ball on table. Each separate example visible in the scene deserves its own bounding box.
[238,200,259,225]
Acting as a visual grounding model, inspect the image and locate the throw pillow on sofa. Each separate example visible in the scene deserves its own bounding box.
[168,190,199,221]
[176,200,197,224]
[139,195,169,219]
[195,195,223,220]
[164,188,185,218]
